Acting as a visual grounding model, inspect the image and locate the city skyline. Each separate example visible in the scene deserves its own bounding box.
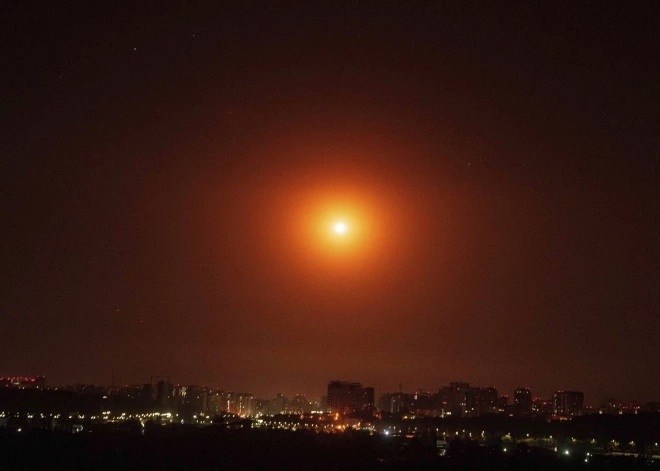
[3,373,656,410]
[3,376,657,435]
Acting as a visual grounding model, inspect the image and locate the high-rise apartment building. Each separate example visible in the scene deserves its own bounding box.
[378,392,412,414]
[233,392,253,416]
[157,380,173,408]
[498,394,509,411]
[479,387,499,415]
[532,397,552,416]
[552,391,584,418]
[270,393,287,415]
[288,394,312,414]
[514,388,532,414]
[442,382,481,417]
[327,381,373,415]
[358,386,375,411]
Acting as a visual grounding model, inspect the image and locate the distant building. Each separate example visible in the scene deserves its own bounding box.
[598,397,624,415]
[479,387,498,415]
[65,383,105,395]
[411,390,440,416]
[378,392,413,414]
[441,382,479,417]
[327,381,373,415]
[358,387,375,412]
[498,394,509,411]
[0,376,46,390]
[514,388,532,414]
[270,393,287,415]
[173,384,187,404]
[176,385,209,414]
[170,384,210,421]
[252,398,271,416]
[233,392,253,416]
[532,397,552,417]
[311,396,325,413]
[207,391,224,415]
[552,391,584,418]
[216,390,232,413]
[461,387,481,417]
[288,394,312,414]
[197,387,210,414]
[156,380,173,408]
[142,383,154,404]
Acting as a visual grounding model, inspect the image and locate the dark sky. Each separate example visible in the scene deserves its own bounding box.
[2,2,659,403]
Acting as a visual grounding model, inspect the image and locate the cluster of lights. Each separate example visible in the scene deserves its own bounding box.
[255,418,340,433]
[4,403,659,460]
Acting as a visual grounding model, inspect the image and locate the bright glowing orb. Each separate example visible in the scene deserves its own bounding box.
[333,221,348,235]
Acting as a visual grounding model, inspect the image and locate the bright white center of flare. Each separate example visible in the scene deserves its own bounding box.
[333,222,348,234]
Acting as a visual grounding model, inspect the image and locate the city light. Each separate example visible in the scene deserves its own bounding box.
[2,372,658,464]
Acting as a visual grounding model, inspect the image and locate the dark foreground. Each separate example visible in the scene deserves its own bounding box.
[0,428,658,471]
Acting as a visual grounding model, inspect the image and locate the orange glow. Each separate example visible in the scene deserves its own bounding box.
[300,193,378,262]
[285,184,391,271]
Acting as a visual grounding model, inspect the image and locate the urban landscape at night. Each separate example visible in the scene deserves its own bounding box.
[1,375,660,469]
[3,1,659,469]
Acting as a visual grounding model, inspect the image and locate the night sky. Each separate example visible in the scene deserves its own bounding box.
[2,2,659,403]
